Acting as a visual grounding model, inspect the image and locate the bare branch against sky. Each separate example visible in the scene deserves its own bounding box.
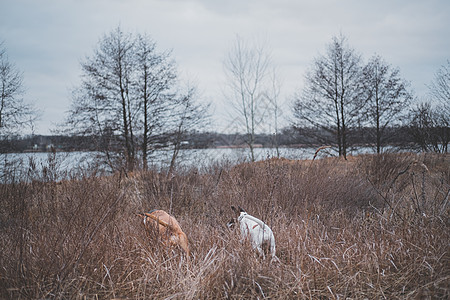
[0,0,449,135]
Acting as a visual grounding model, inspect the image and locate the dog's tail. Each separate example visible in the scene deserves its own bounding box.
[136,209,158,218]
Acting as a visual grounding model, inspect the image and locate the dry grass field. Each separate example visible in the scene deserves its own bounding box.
[1,152,449,299]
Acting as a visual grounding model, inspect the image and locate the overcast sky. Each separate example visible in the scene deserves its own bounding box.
[1,0,449,135]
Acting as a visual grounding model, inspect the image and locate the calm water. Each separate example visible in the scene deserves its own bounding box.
[1,146,376,182]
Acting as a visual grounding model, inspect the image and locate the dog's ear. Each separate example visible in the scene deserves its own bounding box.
[231,205,238,214]
[238,206,246,213]
[226,218,236,229]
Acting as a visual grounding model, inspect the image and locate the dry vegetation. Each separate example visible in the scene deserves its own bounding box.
[0,153,449,299]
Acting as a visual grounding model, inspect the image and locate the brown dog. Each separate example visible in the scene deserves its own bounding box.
[138,209,190,257]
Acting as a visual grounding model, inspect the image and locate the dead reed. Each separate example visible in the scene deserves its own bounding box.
[0,152,448,299]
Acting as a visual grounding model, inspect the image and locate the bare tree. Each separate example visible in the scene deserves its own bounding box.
[66,27,137,171]
[266,67,282,157]
[224,35,272,161]
[0,42,38,139]
[361,55,413,153]
[292,34,364,159]
[64,27,208,171]
[406,61,450,153]
[407,102,449,153]
[134,33,177,170]
[428,60,450,116]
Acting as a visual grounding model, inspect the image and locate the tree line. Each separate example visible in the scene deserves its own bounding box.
[1,29,448,172]
[1,124,446,154]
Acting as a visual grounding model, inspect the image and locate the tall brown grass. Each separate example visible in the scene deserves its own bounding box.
[0,153,448,299]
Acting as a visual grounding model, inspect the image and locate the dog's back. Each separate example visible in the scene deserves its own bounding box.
[140,210,190,257]
[238,212,276,258]
[144,210,182,234]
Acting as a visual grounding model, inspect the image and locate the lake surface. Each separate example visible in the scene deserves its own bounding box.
[0,146,376,182]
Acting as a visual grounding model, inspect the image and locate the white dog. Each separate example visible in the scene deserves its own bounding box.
[228,206,276,259]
